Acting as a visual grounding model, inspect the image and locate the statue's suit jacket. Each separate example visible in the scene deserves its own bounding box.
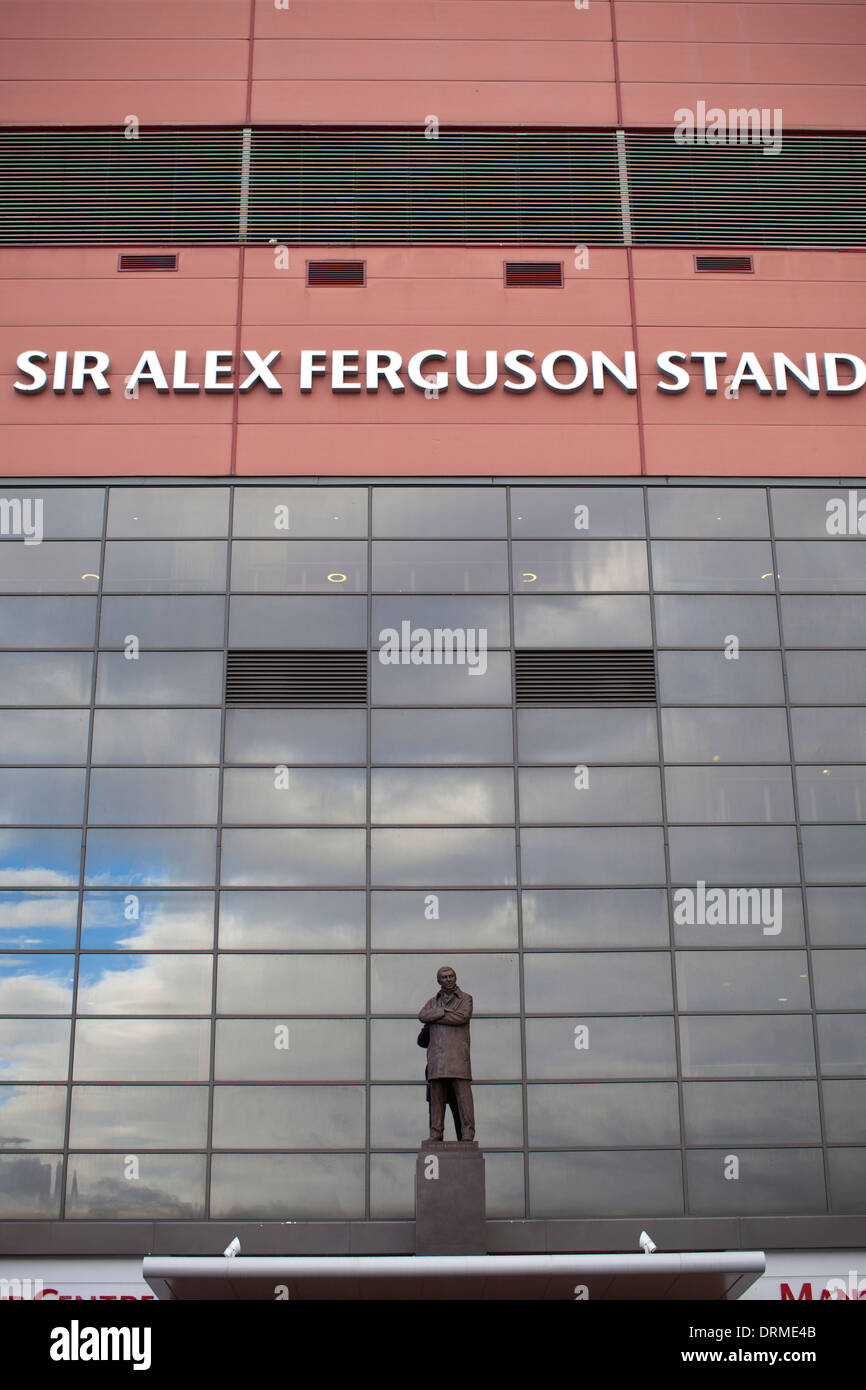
[418,987,473,1080]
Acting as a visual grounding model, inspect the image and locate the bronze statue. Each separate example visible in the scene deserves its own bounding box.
[418,965,475,1142]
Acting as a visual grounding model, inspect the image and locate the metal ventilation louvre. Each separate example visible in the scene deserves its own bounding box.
[306,259,366,285]
[515,651,656,705]
[504,261,564,286]
[626,133,866,247]
[0,130,243,244]
[117,253,178,271]
[694,254,753,273]
[226,651,368,706]
[248,129,623,245]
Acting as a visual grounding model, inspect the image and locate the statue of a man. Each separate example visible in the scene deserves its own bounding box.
[418,965,475,1142]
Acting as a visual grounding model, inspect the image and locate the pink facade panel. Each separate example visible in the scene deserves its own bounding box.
[0,81,247,126]
[644,425,866,476]
[621,82,866,131]
[615,2,866,45]
[0,1,250,39]
[250,81,617,127]
[2,423,232,476]
[254,2,613,43]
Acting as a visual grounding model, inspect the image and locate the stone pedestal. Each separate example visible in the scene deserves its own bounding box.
[415,1140,486,1255]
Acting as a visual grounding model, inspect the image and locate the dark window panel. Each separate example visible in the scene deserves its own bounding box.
[0,543,101,593]
[675,950,810,1012]
[0,1154,62,1217]
[797,767,866,823]
[370,953,519,1015]
[0,1019,70,1080]
[669,826,800,883]
[371,828,516,887]
[802,826,866,883]
[226,709,366,764]
[787,652,866,704]
[371,769,514,825]
[672,887,805,947]
[371,1083,523,1149]
[372,487,506,538]
[83,829,217,887]
[513,595,652,647]
[215,1019,366,1081]
[218,890,364,949]
[686,1149,826,1215]
[518,708,658,763]
[0,830,82,887]
[812,951,866,1010]
[679,1015,816,1077]
[818,1014,866,1076]
[665,766,794,824]
[511,541,648,592]
[777,541,866,593]
[230,541,366,593]
[807,888,866,946]
[651,541,775,592]
[0,955,74,1014]
[0,489,103,539]
[95,652,223,705]
[232,487,367,538]
[73,1019,211,1081]
[0,770,86,825]
[107,487,229,538]
[87,769,219,825]
[371,890,518,950]
[220,829,365,887]
[371,541,508,593]
[522,889,669,948]
[648,487,769,538]
[223,768,366,826]
[0,891,78,951]
[524,952,673,1014]
[661,708,790,763]
[103,541,227,593]
[228,596,367,647]
[91,709,221,765]
[0,652,92,706]
[827,1149,866,1213]
[519,767,661,824]
[0,1084,67,1148]
[527,1081,680,1146]
[683,1081,820,1144]
[780,596,866,648]
[99,595,226,648]
[822,1081,866,1143]
[81,890,215,951]
[371,653,511,706]
[372,1150,524,1220]
[0,597,97,648]
[521,828,666,886]
[371,1018,521,1081]
[659,651,784,703]
[771,487,862,538]
[371,709,513,765]
[373,597,510,646]
[525,1016,677,1079]
[210,1155,365,1220]
[529,1151,683,1218]
[0,711,90,766]
[654,595,779,647]
[69,1085,209,1148]
[76,954,213,1015]
[511,487,646,538]
[65,1154,206,1219]
[217,955,366,1016]
[791,709,866,763]
[212,1085,365,1149]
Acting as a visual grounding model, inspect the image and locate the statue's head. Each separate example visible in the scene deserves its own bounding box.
[437,965,457,992]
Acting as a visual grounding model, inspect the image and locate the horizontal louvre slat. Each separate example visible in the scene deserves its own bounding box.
[694,254,754,273]
[118,252,178,271]
[307,259,366,285]
[515,650,656,704]
[226,650,368,706]
[504,260,563,286]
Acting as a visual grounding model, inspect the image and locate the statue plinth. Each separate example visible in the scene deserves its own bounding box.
[415,1142,486,1255]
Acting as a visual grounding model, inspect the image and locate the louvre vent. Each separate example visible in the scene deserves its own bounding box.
[226,651,368,706]
[515,650,656,705]
[307,260,366,286]
[504,261,564,287]
[694,254,754,273]
[118,252,178,271]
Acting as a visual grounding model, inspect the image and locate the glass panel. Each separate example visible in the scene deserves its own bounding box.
[679,1015,815,1077]
[528,1082,680,1145]
[220,830,365,886]
[513,596,651,647]
[771,487,862,538]
[222,769,366,825]
[529,1151,683,1218]
[370,954,519,1014]
[230,540,366,593]
[228,596,367,647]
[683,1081,820,1143]
[787,652,866,704]
[76,955,213,1015]
[87,769,219,825]
[676,950,810,1011]
[373,597,510,646]
[519,767,661,823]
[0,830,81,887]
[217,956,365,1015]
[91,710,222,765]
[0,652,92,705]
[103,540,227,592]
[69,1086,209,1148]
[210,1155,365,1220]
[371,653,511,705]
[0,1019,70,1080]
[654,595,779,647]
[518,708,658,763]
[95,652,223,705]
[0,711,90,766]
[665,767,794,823]
[99,595,226,648]
[781,596,866,648]
[791,709,866,762]
[661,708,790,763]
[812,951,866,1009]
[802,827,866,883]
[65,1154,205,1218]
[669,826,800,882]
[827,1148,866,1212]
[218,890,365,949]
[73,1019,211,1081]
[371,769,514,824]
[821,1081,866,1143]
[0,597,97,648]
[512,541,648,592]
[521,828,666,885]
[81,890,215,950]
[371,1018,520,1080]
[651,541,775,592]
[648,487,769,537]
[807,888,866,946]
[777,541,866,593]
[0,543,101,593]
[0,1154,62,1216]
[524,952,672,1013]
[522,889,669,947]
[0,770,85,825]
[686,1149,825,1215]
[0,890,77,950]
[371,709,513,765]
[371,829,516,886]
[212,1085,365,1148]
[215,1019,366,1081]
[659,651,784,703]
[798,767,866,822]
[83,829,216,886]
[525,1016,677,1078]
[370,1083,523,1149]
[226,710,366,765]
[672,887,805,947]
[107,486,229,537]
[0,489,104,539]
[511,487,646,538]
[371,891,518,949]
[817,1014,866,1076]
[373,487,506,538]
[232,487,368,538]
[0,1085,66,1147]
[371,541,507,592]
